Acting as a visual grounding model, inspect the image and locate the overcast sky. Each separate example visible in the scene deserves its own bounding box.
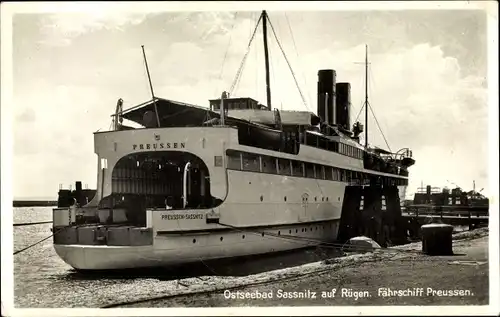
[8,3,491,199]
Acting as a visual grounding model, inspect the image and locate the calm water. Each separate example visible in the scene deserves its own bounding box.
[13,207,342,308]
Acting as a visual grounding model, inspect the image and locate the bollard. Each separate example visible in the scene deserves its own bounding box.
[421,224,454,255]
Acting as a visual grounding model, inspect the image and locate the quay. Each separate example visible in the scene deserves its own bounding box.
[117,228,489,307]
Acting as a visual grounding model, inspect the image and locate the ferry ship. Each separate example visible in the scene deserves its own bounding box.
[52,11,415,270]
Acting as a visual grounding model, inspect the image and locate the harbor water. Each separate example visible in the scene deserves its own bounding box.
[13,207,343,308]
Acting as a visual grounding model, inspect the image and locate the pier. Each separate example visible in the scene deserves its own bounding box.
[337,184,488,246]
[13,200,57,207]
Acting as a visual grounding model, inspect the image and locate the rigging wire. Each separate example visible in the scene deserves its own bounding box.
[268,29,277,108]
[229,14,263,96]
[367,63,392,152]
[233,57,247,96]
[354,103,365,124]
[352,59,392,151]
[285,13,313,109]
[233,13,258,97]
[267,18,310,111]
[254,12,258,99]
[215,12,238,96]
[354,66,367,123]
[368,104,392,152]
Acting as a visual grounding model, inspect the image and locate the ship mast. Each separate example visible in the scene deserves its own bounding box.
[262,10,272,110]
[364,44,369,148]
[141,45,161,128]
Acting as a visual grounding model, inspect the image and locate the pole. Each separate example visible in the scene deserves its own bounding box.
[262,11,272,110]
[220,91,226,126]
[141,45,161,128]
[364,44,368,148]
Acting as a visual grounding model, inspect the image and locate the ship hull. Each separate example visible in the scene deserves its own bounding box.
[54,220,339,270]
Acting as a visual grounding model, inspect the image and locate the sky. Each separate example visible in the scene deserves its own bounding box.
[6,2,493,199]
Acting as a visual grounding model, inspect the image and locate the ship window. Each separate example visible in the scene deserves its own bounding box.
[305,163,315,178]
[318,137,327,150]
[292,160,303,177]
[332,168,339,181]
[332,142,339,153]
[242,153,260,172]
[306,135,319,148]
[214,156,223,167]
[317,165,325,180]
[261,156,276,174]
[325,166,333,180]
[339,169,345,182]
[327,141,333,152]
[227,151,241,170]
[278,159,291,176]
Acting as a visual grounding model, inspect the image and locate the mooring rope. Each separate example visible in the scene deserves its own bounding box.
[216,222,423,255]
[13,220,53,227]
[13,228,65,256]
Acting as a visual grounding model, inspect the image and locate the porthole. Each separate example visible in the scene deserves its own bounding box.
[322,197,324,201]
[242,235,245,239]
[261,232,265,237]
[315,197,317,201]
[289,230,292,234]
[284,196,287,202]
[310,228,313,232]
[326,197,329,201]
[220,237,223,241]
[192,239,196,243]
[338,197,341,201]
[296,229,298,233]
[260,195,264,201]
[278,231,281,235]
